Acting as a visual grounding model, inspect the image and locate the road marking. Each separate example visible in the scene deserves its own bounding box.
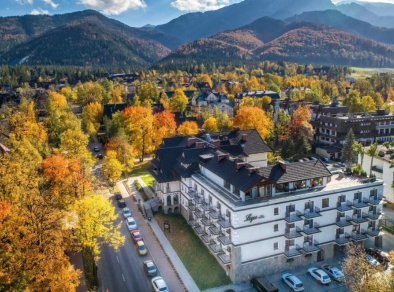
[116,256,120,264]
[122,273,126,282]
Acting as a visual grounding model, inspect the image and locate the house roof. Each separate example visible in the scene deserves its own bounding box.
[103,103,128,118]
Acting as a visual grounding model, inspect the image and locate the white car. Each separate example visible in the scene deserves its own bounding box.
[308,267,331,284]
[321,264,345,282]
[366,255,380,267]
[122,207,132,218]
[151,276,169,292]
[126,217,137,231]
[281,272,304,291]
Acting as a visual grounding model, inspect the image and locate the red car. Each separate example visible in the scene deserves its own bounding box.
[131,230,142,243]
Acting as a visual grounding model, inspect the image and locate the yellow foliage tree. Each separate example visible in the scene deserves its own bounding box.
[170,89,188,114]
[203,117,219,132]
[82,102,103,137]
[101,150,124,184]
[361,95,377,112]
[233,106,273,139]
[59,128,94,167]
[177,121,199,135]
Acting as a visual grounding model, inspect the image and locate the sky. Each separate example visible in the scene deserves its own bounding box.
[1,0,393,27]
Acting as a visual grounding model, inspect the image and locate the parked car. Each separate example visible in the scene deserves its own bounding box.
[281,273,304,291]
[114,193,122,200]
[321,264,345,282]
[144,260,158,277]
[96,153,103,159]
[309,156,318,161]
[117,198,126,208]
[137,240,148,256]
[251,276,278,292]
[151,276,169,292]
[122,207,132,219]
[308,267,331,285]
[126,217,137,231]
[93,146,100,152]
[366,255,380,267]
[365,248,390,266]
[131,230,142,243]
[321,157,331,164]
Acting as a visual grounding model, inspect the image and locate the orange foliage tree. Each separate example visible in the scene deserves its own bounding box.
[153,111,177,147]
[233,106,273,140]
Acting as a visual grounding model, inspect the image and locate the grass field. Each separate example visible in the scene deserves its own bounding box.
[141,174,154,188]
[350,67,394,79]
[128,161,150,177]
[155,213,231,290]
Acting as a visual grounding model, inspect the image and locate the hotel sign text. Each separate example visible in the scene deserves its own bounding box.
[244,213,265,223]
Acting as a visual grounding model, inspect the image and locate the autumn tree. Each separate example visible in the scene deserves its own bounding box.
[170,89,188,115]
[177,121,199,135]
[122,106,154,162]
[196,74,213,88]
[203,117,219,132]
[47,91,68,112]
[160,91,170,110]
[105,135,135,172]
[153,111,177,148]
[367,142,378,177]
[82,102,103,137]
[59,128,94,167]
[233,106,273,140]
[344,90,363,113]
[75,81,106,105]
[101,150,124,184]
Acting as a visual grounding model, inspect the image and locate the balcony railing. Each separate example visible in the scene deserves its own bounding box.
[368,195,383,206]
[366,227,381,237]
[201,233,211,243]
[302,207,321,219]
[336,216,352,227]
[209,208,220,220]
[188,202,196,211]
[209,242,222,253]
[351,213,369,224]
[301,240,320,253]
[218,252,231,264]
[195,209,204,218]
[335,233,351,246]
[352,198,369,209]
[367,210,382,221]
[193,224,204,235]
[285,211,303,223]
[218,234,232,245]
[209,225,221,235]
[218,217,231,229]
[194,196,204,205]
[201,217,211,226]
[201,202,211,211]
[284,227,302,239]
[336,201,353,212]
[350,230,368,241]
[284,246,302,258]
[301,222,321,235]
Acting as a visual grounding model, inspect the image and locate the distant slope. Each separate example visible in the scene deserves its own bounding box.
[156,0,335,43]
[0,16,171,67]
[287,10,394,45]
[162,17,394,68]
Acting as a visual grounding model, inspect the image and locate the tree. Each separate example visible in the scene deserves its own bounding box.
[159,92,170,110]
[75,81,106,105]
[233,106,273,140]
[177,121,199,135]
[353,141,365,166]
[101,150,124,184]
[59,128,94,167]
[287,105,314,139]
[170,89,188,115]
[73,194,124,259]
[361,95,377,112]
[153,111,177,148]
[367,142,378,177]
[47,91,68,112]
[341,129,357,166]
[344,90,362,113]
[122,106,154,162]
[105,135,135,172]
[82,102,103,137]
[202,117,219,132]
[196,74,213,88]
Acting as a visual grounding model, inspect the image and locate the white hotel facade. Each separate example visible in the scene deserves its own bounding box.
[150,129,384,282]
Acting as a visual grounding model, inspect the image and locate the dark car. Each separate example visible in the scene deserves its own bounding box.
[144,260,158,277]
[365,248,390,266]
[251,276,278,292]
[114,193,122,200]
[93,146,100,152]
[117,198,126,208]
[96,154,103,159]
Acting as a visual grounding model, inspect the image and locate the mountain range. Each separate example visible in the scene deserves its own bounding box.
[0,0,394,68]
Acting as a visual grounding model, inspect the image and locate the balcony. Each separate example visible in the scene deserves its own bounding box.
[351,213,369,224]
[301,241,320,253]
[202,233,211,243]
[302,207,321,219]
[284,246,302,258]
[201,217,211,226]
[367,210,382,221]
[218,217,231,229]
[336,201,353,212]
[368,196,383,206]
[188,202,196,211]
[335,233,351,246]
[350,231,368,241]
[352,199,368,209]
[209,208,220,220]
[218,234,232,245]
[209,225,221,235]
[194,196,204,205]
[336,216,352,227]
[301,223,321,235]
[218,252,231,265]
[284,227,302,239]
[193,224,204,235]
[201,202,211,212]
[188,219,197,227]
[195,209,204,218]
[188,190,197,198]
[366,227,381,237]
[209,242,222,253]
[285,211,303,223]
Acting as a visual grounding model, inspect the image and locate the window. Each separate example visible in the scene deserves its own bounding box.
[274,224,279,232]
[224,180,230,190]
[274,207,279,216]
[295,180,306,189]
[311,177,323,187]
[273,242,278,250]
[233,188,240,196]
[322,198,329,208]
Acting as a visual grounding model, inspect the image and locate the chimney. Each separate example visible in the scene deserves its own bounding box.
[236,162,246,170]
[241,134,247,142]
[187,137,196,147]
[217,152,229,162]
[277,160,287,172]
[211,139,221,147]
[232,126,240,132]
[247,166,258,175]
[196,141,205,149]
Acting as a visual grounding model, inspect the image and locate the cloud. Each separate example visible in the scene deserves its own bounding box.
[78,0,146,15]
[31,8,49,14]
[16,0,34,4]
[42,0,59,9]
[171,0,233,12]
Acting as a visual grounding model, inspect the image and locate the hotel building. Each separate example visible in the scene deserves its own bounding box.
[150,129,384,282]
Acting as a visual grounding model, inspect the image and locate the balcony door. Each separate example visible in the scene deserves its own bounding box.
[305,201,314,211]
[286,204,295,215]
[338,195,346,204]
[354,192,362,202]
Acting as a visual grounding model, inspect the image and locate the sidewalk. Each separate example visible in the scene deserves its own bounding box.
[69,252,88,292]
[118,180,199,291]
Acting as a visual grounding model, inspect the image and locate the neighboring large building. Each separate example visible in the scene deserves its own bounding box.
[313,106,394,159]
[150,129,383,282]
[191,92,234,116]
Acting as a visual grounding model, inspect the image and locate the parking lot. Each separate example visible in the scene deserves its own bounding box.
[266,257,347,292]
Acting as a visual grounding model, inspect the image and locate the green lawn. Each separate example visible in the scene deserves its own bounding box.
[128,161,150,177]
[155,213,231,290]
[141,174,154,187]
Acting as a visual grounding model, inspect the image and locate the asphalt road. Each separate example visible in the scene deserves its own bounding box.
[98,198,153,292]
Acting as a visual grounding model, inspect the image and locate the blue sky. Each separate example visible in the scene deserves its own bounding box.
[1,0,393,27]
